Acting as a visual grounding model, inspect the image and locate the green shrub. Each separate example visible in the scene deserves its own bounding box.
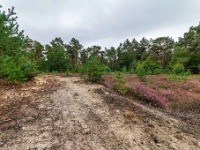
[104,66,112,73]
[18,56,37,80]
[136,57,162,75]
[129,60,137,74]
[80,66,87,75]
[0,7,37,82]
[121,66,127,73]
[37,58,48,72]
[72,64,83,73]
[112,72,130,95]
[84,58,105,82]
[136,67,146,77]
[169,74,187,82]
[172,63,185,75]
[129,69,135,74]
[0,56,25,83]
[65,69,72,76]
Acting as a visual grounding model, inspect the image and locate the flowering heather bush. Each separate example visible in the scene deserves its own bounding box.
[102,73,200,112]
[129,82,168,107]
[161,89,174,100]
[102,74,168,107]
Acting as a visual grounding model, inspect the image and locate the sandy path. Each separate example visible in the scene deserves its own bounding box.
[0,75,199,150]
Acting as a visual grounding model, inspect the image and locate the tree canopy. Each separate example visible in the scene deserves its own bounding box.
[1,6,200,83]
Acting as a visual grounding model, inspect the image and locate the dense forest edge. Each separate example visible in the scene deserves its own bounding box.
[1,7,200,113]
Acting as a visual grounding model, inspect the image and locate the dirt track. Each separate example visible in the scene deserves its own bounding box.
[0,75,200,150]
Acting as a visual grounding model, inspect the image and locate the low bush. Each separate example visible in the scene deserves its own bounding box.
[84,58,105,82]
[65,69,72,76]
[130,82,168,107]
[172,63,185,75]
[112,72,130,95]
[121,66,127,73]
[104,66,112,73]
[169,74,187,82]
[18,56,37,80]
[136,57,163,75]
[136,67,146,77]
[0,56,25,83]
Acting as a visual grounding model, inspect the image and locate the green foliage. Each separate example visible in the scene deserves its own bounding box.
[170,46,190,67]
[172,64,185,75]
[136,67,146,77]
[129,60,137,74]
[37,58,48,72]
[112,72,130,95]
[105,47,117,70]
[67,38,83,69]
[150,37,175,68]
[1,6,200,82]
[136,57,162,75]
[0,56,25,82]
[0,7,37,82]
[169,74,187,82]
[117,39,137,69]
[84,58,105,82]
[0,7,26,57]
[172,63,191,76]
[104,66,112,73]
[119,51,136,69]
[18,54,37,79]
[129,60,137,70]
[129,69,135,74]
[46,46,69,72]
[65,69,72,76]
[121,66,127,73]
[71,64,82,73]
[188,52,200,74]
[177,25,200,74]
[0,53,37,82]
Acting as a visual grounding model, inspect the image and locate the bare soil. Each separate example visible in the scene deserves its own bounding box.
[0,75,200,150]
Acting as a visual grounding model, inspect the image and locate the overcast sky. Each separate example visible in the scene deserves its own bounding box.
[1,0,200,48]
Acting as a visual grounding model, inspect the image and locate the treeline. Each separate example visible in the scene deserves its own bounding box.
[0,7,200,82]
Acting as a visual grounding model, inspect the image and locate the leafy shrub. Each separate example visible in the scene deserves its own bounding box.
[136,57,162,75]
[129,69,135,74]
[47,47,68,72]
[65,69,72,76]
[136,67,146,77]
[112,72,130,95]
[129,60,137,71]
[80,66,87,75]
[0,7,37,82]
[121,66,127,73]
[84,58,105,82]
[129,60,138,74]
[104,66,112,73]
[37,58,48,72]
[72,64,83,73]
[172,63,185,75]
[0,56,25,82]
[169,74,187,82]
[18,56,37,80]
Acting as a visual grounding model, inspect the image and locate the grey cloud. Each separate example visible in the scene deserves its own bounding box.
[1,0,200,48]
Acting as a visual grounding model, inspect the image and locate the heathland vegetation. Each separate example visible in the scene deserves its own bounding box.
[1,7,200,113]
